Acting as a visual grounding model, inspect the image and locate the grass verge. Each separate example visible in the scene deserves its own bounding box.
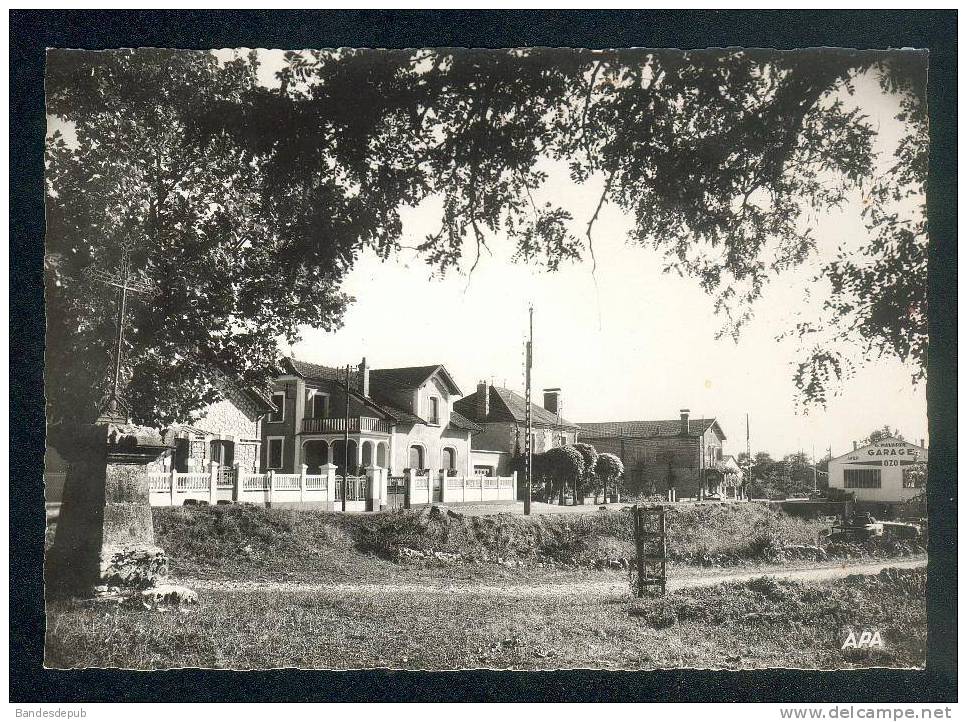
[45,567,925,670]
[145,502,919,584]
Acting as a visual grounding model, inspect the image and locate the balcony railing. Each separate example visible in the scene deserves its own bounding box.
[302,416,391,434]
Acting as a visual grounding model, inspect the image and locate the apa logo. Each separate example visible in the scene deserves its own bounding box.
[841,629,884,650]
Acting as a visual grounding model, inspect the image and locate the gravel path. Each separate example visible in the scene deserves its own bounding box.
[179,557,926,599]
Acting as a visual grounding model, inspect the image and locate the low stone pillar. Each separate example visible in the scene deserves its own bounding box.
[321,463,337,509]
[404,469,415,509]
[208,461,219,506]
[233,461,243,502]
[46,421,174,597]
[364,465,379,512]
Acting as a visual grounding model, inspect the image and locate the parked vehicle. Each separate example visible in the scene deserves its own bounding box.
[827,511,884,543]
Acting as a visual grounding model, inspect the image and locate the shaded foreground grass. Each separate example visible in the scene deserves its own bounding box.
[45,567,925,670]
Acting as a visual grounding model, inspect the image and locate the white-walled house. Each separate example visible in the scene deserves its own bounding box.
[827,436,927,503]
[259,358,501,507]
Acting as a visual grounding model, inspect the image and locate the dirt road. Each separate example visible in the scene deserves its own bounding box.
[182,556,926,599]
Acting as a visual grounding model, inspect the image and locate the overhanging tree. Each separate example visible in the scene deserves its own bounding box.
[45,47,928,428]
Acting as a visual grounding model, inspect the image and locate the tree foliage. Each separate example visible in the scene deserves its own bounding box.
[45,49,354,427]
[863,425,905,445]
[541,445,585,503]
[571,441,599,500]
[594,453,624,484]
[44,47,928,427]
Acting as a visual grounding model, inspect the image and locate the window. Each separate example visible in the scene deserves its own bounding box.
[474,465,494,477]
[270,392,285,422]
[408,445,425,471]
[267,438,284,470]
[844,468,881,489]
[308,391,329,419]
[209,440,234,468]
[442,447,456,471]
[428,397,440,424]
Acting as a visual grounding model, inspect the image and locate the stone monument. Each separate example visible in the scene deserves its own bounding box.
[45,415,173,597]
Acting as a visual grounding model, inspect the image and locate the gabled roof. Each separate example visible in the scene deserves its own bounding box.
[448,410,483,433]
[577,418,726,441]
[282,357,415,424]
[829,436,927,463]
[210,367,276,416]
[454,386,580,431]
[279,357,468,429]
[370,365,462,395]
[283,357,346,382]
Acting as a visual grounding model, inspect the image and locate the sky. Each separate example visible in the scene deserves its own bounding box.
[53,49,928,460]
[273,54,928,460]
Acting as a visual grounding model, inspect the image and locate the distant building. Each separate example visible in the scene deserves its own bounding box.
[827,436,927,503]
[454,382,580,476]
[576,409,727,499]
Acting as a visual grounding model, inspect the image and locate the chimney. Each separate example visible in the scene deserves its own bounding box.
[543,388,562,416]
[853,441,858,451]
[680,409,690,435]
[476,380,490,419]
[359,357,370,397]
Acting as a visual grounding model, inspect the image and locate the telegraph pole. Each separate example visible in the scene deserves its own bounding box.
[343,364,351,512]
[524,305,533,516]
[812,443,818,491]
[745,413,751,501]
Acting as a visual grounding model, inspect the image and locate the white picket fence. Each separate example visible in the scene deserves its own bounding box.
[147,464,337,508]
[405,471,517,506]
[147,464,517,510]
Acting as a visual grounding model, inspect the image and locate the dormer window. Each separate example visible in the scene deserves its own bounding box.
[308,391,329,419]
[428,397,440,425]
[269,392,285,422]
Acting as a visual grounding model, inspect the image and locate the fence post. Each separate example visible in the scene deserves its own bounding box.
[320,463,336,508]
[300,464,308,503]
[380,468,388,509]
[364,466,376,512]
[634,505,646,598]
[267,470,275,507]
[209,461,218,505]
[511,471,518,502]
[233,462,243,502]
[405,469,415,509]
[169,468,177,507]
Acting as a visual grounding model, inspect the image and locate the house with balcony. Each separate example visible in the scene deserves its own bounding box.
[260,357,483,505]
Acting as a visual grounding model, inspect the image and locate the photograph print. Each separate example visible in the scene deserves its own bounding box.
[41,41,931,674]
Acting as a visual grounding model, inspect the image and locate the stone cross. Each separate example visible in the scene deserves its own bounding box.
[87,246,155,421]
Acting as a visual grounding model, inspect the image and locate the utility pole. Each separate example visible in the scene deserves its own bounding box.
[524,305,533,516]
[812,443,818,491]
[744,413,751,501]
[343,364,350,512]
